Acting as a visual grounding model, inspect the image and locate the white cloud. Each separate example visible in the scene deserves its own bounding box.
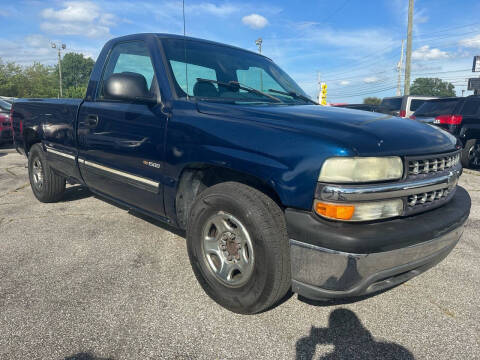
[459,34,480,49]
[242,14,269,29]
[40,1,115,38]
[412,45,449,61]
[188,3,238,16]
[25,34,50,48]
[0,34,98,65]
[339,80,350,86]
[363,76,381,83]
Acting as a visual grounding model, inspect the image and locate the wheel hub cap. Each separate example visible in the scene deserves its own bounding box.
[32,159,44,190]
[202,212,255,287]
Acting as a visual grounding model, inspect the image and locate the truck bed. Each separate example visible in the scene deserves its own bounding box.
[13,98,83,156]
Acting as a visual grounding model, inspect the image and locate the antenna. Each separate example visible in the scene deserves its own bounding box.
[183,0,189,100]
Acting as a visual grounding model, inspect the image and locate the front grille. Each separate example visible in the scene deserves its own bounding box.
[407,187,450,207]
[408,153,460,176]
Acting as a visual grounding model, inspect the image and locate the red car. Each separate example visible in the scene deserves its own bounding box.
[0,99,13,145]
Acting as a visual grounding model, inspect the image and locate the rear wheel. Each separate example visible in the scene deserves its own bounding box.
[461,139,480,168]
[186,182,291,314]
[28,143,66,202]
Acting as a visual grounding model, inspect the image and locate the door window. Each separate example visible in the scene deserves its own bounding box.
[97,41,155,100]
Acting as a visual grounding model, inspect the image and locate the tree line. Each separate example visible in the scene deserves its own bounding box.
[364,78,456,104]
[0,53,95,99]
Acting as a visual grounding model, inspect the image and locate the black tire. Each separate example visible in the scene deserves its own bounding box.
[28,143,66,202]
[186,182,291,314]
[461,139,480,168]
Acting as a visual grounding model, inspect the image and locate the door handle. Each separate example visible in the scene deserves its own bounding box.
[85,114,99,128]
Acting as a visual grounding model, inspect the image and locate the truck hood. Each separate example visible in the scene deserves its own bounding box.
[197,102,458,156]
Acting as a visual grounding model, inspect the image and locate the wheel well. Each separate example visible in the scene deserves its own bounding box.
[23,129,41,155]
[175,165,282,230]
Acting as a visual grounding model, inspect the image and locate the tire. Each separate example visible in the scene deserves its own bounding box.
[28,143,66,202]
[461,139,480,168]
[186,182,291,314]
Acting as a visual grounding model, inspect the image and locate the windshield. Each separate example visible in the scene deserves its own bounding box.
[414,99,460,117]
[380,97,402,111]
[162,38,311,105]
[0,99,12,111]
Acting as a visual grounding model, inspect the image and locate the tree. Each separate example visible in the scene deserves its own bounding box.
[410,77,455,97]
[363,97,382,105]
[57,52,95,89]
[0,52,93,98]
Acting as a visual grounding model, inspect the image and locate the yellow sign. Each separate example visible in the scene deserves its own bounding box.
[320,82,327,105]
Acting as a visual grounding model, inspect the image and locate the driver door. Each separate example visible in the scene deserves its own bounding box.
[77,41,167,217]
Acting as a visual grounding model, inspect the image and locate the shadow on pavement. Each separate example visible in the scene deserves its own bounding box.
[296,308,414,360]
[61,185,92,202]
[64,352,113,360]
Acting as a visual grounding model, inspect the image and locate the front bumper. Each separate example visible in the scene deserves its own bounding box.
[287,186,471,300]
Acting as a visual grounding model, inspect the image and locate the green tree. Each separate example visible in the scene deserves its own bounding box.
[410,77,455,97]
[64,85,87,98]
[22,62,58,98]
[363,97,382,105]
[57,52,95,89]
[0,60,25,97]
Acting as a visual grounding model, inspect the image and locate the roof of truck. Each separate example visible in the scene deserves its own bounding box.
[108,33,272,61]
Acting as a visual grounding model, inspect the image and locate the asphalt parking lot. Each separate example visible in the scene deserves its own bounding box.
[0,146,479,360]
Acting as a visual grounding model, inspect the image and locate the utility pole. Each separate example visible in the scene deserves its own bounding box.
[404,0,414,95]
[396,39,405,96]
[317,72,321,103]
[255,38,263,90]
[51,42,66,97]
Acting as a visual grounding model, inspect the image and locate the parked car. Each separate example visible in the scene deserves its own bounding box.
[411,96,480,168]
[381,95,438,117]
[0,99,12,145]
[11,33,470,314]
[333,103,385,112]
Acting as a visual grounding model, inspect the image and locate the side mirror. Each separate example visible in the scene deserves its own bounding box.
[104,72,157,105]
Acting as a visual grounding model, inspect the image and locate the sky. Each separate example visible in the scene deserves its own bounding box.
[1,0,480,103]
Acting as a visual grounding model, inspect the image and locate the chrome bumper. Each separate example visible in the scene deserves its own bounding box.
[290,221,465,300]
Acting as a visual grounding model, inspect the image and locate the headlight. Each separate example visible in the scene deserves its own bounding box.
[314,199,404,221]
[319,157,403,183]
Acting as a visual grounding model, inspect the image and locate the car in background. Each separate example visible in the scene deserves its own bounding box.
[381,95,437,118]
[0,99,13,145]
[411,96,480,168]
[334,103,380,112]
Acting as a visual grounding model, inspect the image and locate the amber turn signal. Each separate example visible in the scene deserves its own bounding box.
[314,201,355,220]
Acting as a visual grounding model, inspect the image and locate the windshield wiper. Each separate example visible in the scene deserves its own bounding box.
[267,89,318,105]
[196,78,282,103]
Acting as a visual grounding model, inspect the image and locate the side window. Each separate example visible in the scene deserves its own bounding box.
[461,100,480,116]
[410,99,426,112]
[97,41,155,100]
[236,67,283,92]
[169,60,217,96]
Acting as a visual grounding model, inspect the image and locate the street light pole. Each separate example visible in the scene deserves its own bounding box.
[255,38,263,90]
[51,42,66,97]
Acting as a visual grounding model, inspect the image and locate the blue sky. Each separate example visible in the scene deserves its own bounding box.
[1,0,480,103]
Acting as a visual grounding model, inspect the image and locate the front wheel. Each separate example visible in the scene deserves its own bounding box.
[461,139,480,168]
[186,182,291,314]
[28,143,66,202]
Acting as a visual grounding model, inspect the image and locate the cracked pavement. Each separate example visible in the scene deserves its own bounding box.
[0,148,479,359]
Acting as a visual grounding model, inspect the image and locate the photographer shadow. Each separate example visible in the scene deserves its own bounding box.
[296,308,414,360]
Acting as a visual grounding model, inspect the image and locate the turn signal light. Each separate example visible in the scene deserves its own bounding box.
[314,202,355,220]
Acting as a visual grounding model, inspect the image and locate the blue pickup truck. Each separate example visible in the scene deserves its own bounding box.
[12,33,471,314]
